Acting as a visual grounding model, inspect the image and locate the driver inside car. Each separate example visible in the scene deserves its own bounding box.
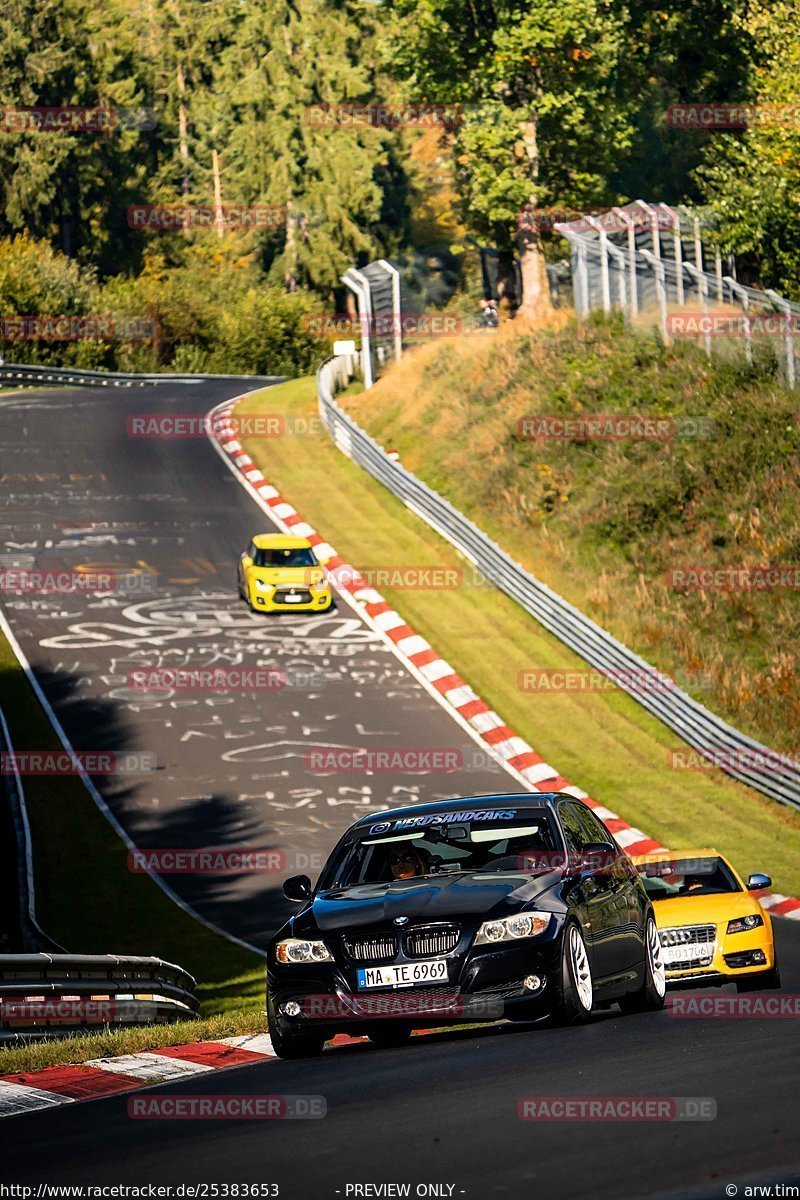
[389,845,431,880]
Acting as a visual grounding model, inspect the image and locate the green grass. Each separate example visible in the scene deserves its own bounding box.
[0,637,264,1020]
[0,1009,267,1078]
[236,376,800,898]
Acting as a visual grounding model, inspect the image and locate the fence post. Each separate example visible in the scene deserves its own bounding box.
[692,213,704,273]
[765,290,797,388]
[714,245,724,301]
[682,262,712,360]
[556,229,590,318]
[606,242,628,315]
[660,204,683,306]
[585,216,610,314]
[377,258,402,363]
[640,249,669,343]
[724,277,753,365]
[613,207,638,317]
[341,268,374,389]
[635,199,661,261]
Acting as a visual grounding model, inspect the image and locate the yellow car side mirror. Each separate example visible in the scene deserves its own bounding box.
[241,555,253,569]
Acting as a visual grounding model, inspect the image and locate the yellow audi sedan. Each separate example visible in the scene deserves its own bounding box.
[631,848,779,992]
[237,534,332,613]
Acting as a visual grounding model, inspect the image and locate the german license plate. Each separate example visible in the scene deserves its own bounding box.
[663,942,714,964]
[356,960,448,989]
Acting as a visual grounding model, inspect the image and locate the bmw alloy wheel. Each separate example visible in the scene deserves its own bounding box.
[569,925,593,1011]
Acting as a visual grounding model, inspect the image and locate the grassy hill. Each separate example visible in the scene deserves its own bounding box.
[344,314,800,756]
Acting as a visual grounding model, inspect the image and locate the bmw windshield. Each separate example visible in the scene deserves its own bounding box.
[317,809,562,889]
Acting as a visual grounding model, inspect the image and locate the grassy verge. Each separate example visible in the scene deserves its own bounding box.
[0,634,264,1043]
[0,1009,266,1077]
[345,315,800,754]
[236,377,800,897]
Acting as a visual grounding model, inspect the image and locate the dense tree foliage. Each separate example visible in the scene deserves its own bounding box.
[0,0,796,356]
[696,0,800,299]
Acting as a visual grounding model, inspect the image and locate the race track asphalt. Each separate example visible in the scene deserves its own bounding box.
[0,378,518,948]
[2,919,798,1198]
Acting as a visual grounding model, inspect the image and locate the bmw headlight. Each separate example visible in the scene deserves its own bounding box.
[726,913,764,935]
[254,578,273,592]
[275,938,334,964]
[475,912,551,945]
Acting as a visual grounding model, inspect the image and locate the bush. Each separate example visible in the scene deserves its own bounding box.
[0,237,332,376]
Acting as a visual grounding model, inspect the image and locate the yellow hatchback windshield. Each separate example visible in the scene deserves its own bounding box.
[253,547,317,568]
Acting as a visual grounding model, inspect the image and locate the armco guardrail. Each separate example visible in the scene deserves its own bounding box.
[0,362,288,389]
[0,954,198,1039]
[0,362,168,388]
[317,355,800,812]
[0,707,63,953]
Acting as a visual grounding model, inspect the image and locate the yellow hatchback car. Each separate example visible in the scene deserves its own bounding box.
[631,848,779,992]
[237,534,332,613]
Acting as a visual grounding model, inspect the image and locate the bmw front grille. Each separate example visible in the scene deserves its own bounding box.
[342,934,398,963]
[403,924,460,958]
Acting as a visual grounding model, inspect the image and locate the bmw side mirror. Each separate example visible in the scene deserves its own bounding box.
[283,874,312,903]
[581,841,618,873]
[747,872,772,891]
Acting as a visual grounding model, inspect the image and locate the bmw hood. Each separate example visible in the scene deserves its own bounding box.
[309,871,563,932]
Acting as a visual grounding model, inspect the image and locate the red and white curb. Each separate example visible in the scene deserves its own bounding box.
[207,398,800,925]
[0,1027,448,1119]
[0,1034,275,1118]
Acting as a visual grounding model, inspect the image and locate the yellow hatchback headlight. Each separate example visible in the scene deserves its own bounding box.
[726,914,764,935]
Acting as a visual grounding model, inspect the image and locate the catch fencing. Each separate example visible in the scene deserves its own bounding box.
[555,200,800,387]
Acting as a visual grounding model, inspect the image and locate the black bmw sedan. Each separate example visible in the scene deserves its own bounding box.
[267,794,665,1057]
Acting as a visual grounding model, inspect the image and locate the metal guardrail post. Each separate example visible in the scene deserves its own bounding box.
[765,290,797,388]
